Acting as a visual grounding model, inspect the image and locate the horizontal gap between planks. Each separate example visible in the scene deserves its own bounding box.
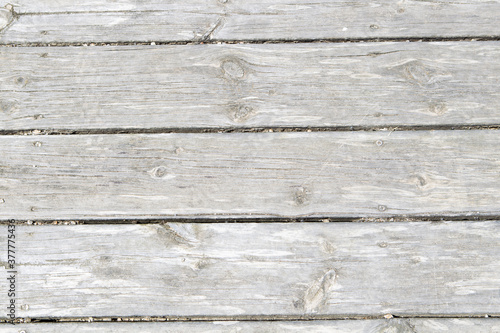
[2,314,499,324]
[2,36,500,48]
[1,124,500,136]
[2,214,500,225]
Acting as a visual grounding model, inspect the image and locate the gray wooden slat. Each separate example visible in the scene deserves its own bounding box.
[2,42,500,131]
[4,221,500,317]
[3,319,500,332]
[1,130,499,220]
[1,0,500,43]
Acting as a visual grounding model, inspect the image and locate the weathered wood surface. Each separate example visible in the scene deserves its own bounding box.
[2,42,500,131]
[1,1,500,43]
[4,221,500,317]
[3,319,500,332]
[2,130,499,220]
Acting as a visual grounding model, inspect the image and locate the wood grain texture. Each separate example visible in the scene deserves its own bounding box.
[1,130,499,220]
[3,221,500,317]
[1,42,500,130]
[3,319,500,332]
[1,0,500,43]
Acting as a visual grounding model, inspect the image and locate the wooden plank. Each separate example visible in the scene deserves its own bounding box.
[4,221,500,317]
[3,319,500,332]
[1,1,500,43]
[2,42,500,131]
[1,130,499,220]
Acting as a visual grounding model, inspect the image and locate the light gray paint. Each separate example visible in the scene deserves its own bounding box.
[1,0,500,43]
[3,222,500,318]
[1,42,500,130]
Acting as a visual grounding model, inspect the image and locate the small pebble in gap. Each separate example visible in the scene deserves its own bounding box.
[0,199,4,203]
[384,314,393,319]
[19,331,27,333]
[376,140,383,146]
[151,42,156,45]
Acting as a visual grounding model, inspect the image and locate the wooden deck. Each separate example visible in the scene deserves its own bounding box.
[1,1,500,331]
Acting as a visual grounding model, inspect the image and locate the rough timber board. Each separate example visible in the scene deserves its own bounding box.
[1,42,500,131]
[3,319,500,332]
[1,1,500,43]
[3,221,500,318]
[1,130,499,220]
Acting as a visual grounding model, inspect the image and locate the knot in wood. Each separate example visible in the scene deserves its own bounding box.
[230,104,254,123]
[0,100,19,114]
[221,58,246,80]
[15,76,28,87]
[428,101,448,115]
[293,186,311,206]
[403,60,439,87]
[149,166,172,179]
